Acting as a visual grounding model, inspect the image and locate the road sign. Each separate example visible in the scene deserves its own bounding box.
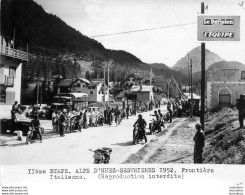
[197,15,240,41]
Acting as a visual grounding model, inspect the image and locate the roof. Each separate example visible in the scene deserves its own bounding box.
[121,73,141,84]
[183,93,200,99]
[56,79,73,87]
[92,79,104,82]
[88,81,101,87]
[153,76,164,83]
[73,78,90,85]
[69,93,88,98]
[130,85,153,92]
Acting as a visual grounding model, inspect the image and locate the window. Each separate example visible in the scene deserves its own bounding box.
[88,86,91,89]
[83,85,86,88]
[75,83,80,87]
[90,91,93,94]
[241,71,245,79]
[92,86,96,89]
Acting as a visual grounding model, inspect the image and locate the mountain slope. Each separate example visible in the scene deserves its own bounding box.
[148,63,188,83]
[172,46,224,75]
[1,0,144,65]
[1,0,189,83]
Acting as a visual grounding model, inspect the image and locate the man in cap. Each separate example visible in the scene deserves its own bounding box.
[193,123,205,163]
[58,109,66,137]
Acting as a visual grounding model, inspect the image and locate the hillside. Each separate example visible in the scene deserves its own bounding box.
[204,107,245,164]
[172,46,224,75]
[1,0,189,83]
[148,63,188,83]
[1,0,143,67]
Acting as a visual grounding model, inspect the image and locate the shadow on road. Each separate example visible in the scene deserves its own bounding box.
[0,130,81,147]
[112,141,133,146]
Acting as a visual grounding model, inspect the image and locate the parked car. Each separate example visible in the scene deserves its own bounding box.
[1,113,31,135]
[30,104,47,118]
[43,105,52,119]
[19,105,33,117]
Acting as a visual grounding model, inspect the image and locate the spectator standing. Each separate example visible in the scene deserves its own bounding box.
[193,123,205,163]
[58,110,66,137]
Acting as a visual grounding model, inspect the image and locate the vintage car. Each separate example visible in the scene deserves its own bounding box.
[29,104,47,118]
[19,105,33,117]
[1,112,32,135]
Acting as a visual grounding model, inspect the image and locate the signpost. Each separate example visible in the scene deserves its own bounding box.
[198,3,240,130]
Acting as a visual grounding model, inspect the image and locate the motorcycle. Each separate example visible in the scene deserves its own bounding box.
[149,118,160,135]
[133,125,145,145]
[70,115,82,132]
[26,126,44,144]
[89,147,112,164]
[97,114,105,126]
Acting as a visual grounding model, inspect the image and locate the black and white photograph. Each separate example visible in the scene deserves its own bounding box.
[0,0,245,193]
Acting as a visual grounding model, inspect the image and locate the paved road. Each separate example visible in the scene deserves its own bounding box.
[0,106,167,165]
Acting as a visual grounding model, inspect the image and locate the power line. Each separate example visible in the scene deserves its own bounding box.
[90,22,196,38]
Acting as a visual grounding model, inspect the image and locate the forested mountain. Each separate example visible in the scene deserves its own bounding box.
[1,0,187,83]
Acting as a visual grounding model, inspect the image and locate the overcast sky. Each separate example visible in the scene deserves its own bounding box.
[34,0,245,67]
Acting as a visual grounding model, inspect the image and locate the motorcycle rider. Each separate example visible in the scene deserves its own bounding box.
[133,114,147,143]
[11,101,19,120]
[30,115,42,143]
[151,110,161,132]
[158,109,165,128]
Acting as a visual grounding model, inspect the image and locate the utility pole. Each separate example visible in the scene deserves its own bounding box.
[103,65,106,110]
[187,53,190,96]
[107,59,114,107]
[190,59,193,118]
[36,79,39,105]
[40,82,42,105]
[150,69,152,85]
[167,81,170,100]
[200,2,206,129]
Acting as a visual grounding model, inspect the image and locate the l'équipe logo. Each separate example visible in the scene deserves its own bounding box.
[203,18,234,25]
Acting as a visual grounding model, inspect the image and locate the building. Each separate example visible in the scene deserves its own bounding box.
[56,78,109,103]
[0,35,28,104]
[207,61,245,109]
[152,76,165,101]
[86,79,109,103]
[130,85,154,102]
[56,79,73,94]
[120,73,143,89]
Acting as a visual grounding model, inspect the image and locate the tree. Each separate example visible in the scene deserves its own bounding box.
[85,71,91,80]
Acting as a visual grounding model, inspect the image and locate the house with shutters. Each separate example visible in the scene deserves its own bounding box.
[0,35,28,104]
[207,61,245,110]
[56,78,109,103]
[130,85,154,102]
